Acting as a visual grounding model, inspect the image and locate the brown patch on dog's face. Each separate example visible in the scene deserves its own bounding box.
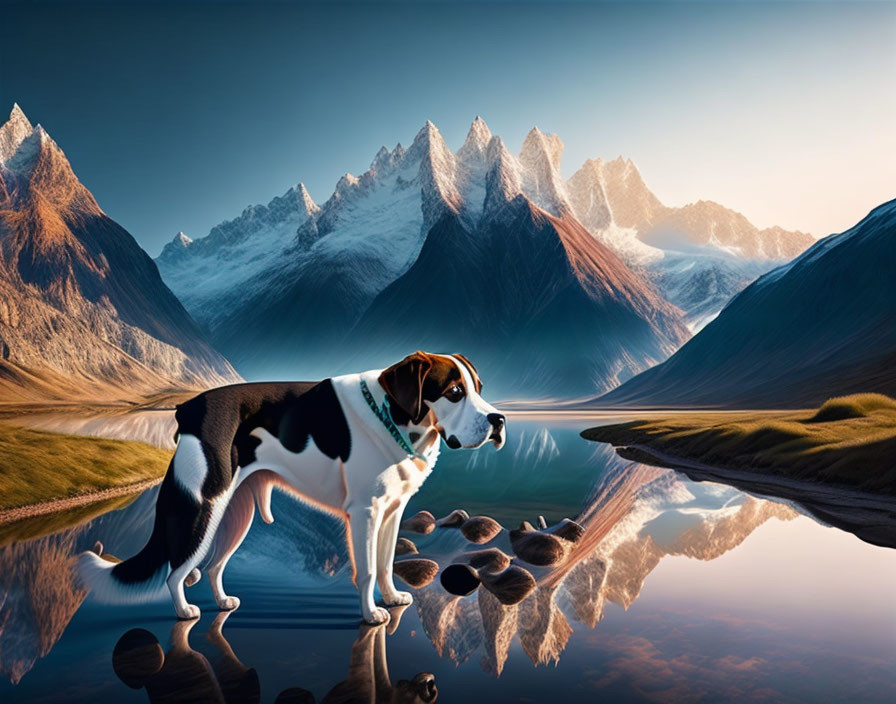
[379,352,470,425]
[380,353,500,453]
[451,353,482,393]
[379,351,433,424]
[420,354,465,404]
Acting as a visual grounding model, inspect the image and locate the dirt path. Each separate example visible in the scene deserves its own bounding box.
[0,476,163,525]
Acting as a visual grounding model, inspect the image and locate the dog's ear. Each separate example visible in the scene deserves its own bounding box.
[379,351,433,424]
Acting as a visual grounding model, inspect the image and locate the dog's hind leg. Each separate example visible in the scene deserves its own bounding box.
[206,478,258,611]
[165,432,244,619]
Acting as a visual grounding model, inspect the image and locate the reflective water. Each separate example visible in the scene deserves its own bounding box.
[1,416,894,703]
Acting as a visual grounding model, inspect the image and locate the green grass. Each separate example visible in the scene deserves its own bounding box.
[0,422,171,511]
[582,394,896,495]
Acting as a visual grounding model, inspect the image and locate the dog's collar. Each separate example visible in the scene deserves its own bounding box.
[359,379,425,461]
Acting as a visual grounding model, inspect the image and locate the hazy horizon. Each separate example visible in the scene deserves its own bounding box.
[2,0,894,257]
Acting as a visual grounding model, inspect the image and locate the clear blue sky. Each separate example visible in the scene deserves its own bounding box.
[2,1,893,256]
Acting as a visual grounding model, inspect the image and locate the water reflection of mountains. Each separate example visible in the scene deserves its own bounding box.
[0,437,800,688]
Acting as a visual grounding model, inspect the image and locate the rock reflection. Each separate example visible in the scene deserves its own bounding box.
[0,436,799,689]
[112,607,436,704]
[407,458,797,676]
[113,612,260,704]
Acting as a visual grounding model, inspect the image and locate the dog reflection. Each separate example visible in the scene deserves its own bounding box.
[277,606,437,704]
[112,607,436,704]
[112,611,259,704]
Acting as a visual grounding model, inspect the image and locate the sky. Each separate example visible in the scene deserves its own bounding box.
[1,0,894,257]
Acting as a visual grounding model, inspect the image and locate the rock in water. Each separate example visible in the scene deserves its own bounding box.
[393,558,439,588]
[452,548,512,573]
[460,516,502,544]
[479,565,537,606]
[394,537,418,556]
[509,521,571,566]
[400,511,436,534]
[440,563,481,596]
[435,509,470,528]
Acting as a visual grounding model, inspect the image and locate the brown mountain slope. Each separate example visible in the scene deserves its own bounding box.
[0,105,239,401]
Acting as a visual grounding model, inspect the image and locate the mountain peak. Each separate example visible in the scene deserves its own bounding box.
[518,126,569,215]
[461,116,492,154]
[174,231,193,246]
[1,102,36,163]
[8,103,31,129]
[408,120,444,152]
[521,126,564,172]
[296,182,319,213]
[483,135,523,219]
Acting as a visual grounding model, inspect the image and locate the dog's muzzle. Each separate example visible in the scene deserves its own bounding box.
[487,413,506,449]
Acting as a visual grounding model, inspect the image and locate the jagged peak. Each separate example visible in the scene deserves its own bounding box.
[483,135,523,218]
[370,145,389,168]
[459,115,493,157]
[1,102,36,164]
[296,182,319,213]
[8,103,32,130]
[520,126,565,173]
[335,172,359,191]
[485,135,516,167]
[173,231,193,247]
[407,119,449,157]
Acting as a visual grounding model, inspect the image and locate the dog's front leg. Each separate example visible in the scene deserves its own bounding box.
[347,503,390,625]
[376,498,412,607]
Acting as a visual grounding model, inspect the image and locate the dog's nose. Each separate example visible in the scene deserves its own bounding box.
[487,413,505,431]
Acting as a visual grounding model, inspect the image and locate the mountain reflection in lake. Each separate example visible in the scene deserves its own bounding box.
[0,416,894,703]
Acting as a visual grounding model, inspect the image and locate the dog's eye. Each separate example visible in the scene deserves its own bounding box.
[446,384,464,400]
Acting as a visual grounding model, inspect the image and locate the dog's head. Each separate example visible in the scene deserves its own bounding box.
[379,351,506,450]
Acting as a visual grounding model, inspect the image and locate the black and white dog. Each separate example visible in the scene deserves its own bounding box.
[80,352,505,624]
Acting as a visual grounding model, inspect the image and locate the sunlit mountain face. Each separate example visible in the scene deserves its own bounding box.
[599,199,896,408]
[0,105,240,402]
[155,118,811,398]
[1,417,893,703]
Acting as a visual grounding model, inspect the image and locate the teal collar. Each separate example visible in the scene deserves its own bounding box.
[360,379,424,461]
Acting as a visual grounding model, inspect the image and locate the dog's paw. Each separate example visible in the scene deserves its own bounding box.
[177,604,201,620]
[383,591,413,606]
[216,596,240,611]
[363,607,391,625]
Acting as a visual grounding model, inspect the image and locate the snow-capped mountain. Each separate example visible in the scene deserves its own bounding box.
[156,117,812,395]
[598,199,896,407]
[0,104,240,401]
[565,158,814,329]
[567,157,813,260]
[159,118,693,396]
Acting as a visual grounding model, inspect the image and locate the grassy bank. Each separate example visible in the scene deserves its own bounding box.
[0,422,171,512]
[582,394,896,495]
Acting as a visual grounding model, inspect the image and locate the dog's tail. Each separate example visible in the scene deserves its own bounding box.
[78,469,173,603]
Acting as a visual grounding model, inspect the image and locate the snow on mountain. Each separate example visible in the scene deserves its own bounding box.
[599,199,896,407]
[518,127,572,216]
[566,158,811,327]
[153,116,812,393]
[0,104,239,401]
[157,182,320,315]
[351,200,690,397]
[455,115,492,223]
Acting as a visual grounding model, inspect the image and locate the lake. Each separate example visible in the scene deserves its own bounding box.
[1,414,894,703]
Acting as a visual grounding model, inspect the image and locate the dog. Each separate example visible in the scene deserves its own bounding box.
[80,351,506,624]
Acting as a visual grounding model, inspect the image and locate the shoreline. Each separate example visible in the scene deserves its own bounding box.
[606,443,896,549]
[0,476,163,525]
